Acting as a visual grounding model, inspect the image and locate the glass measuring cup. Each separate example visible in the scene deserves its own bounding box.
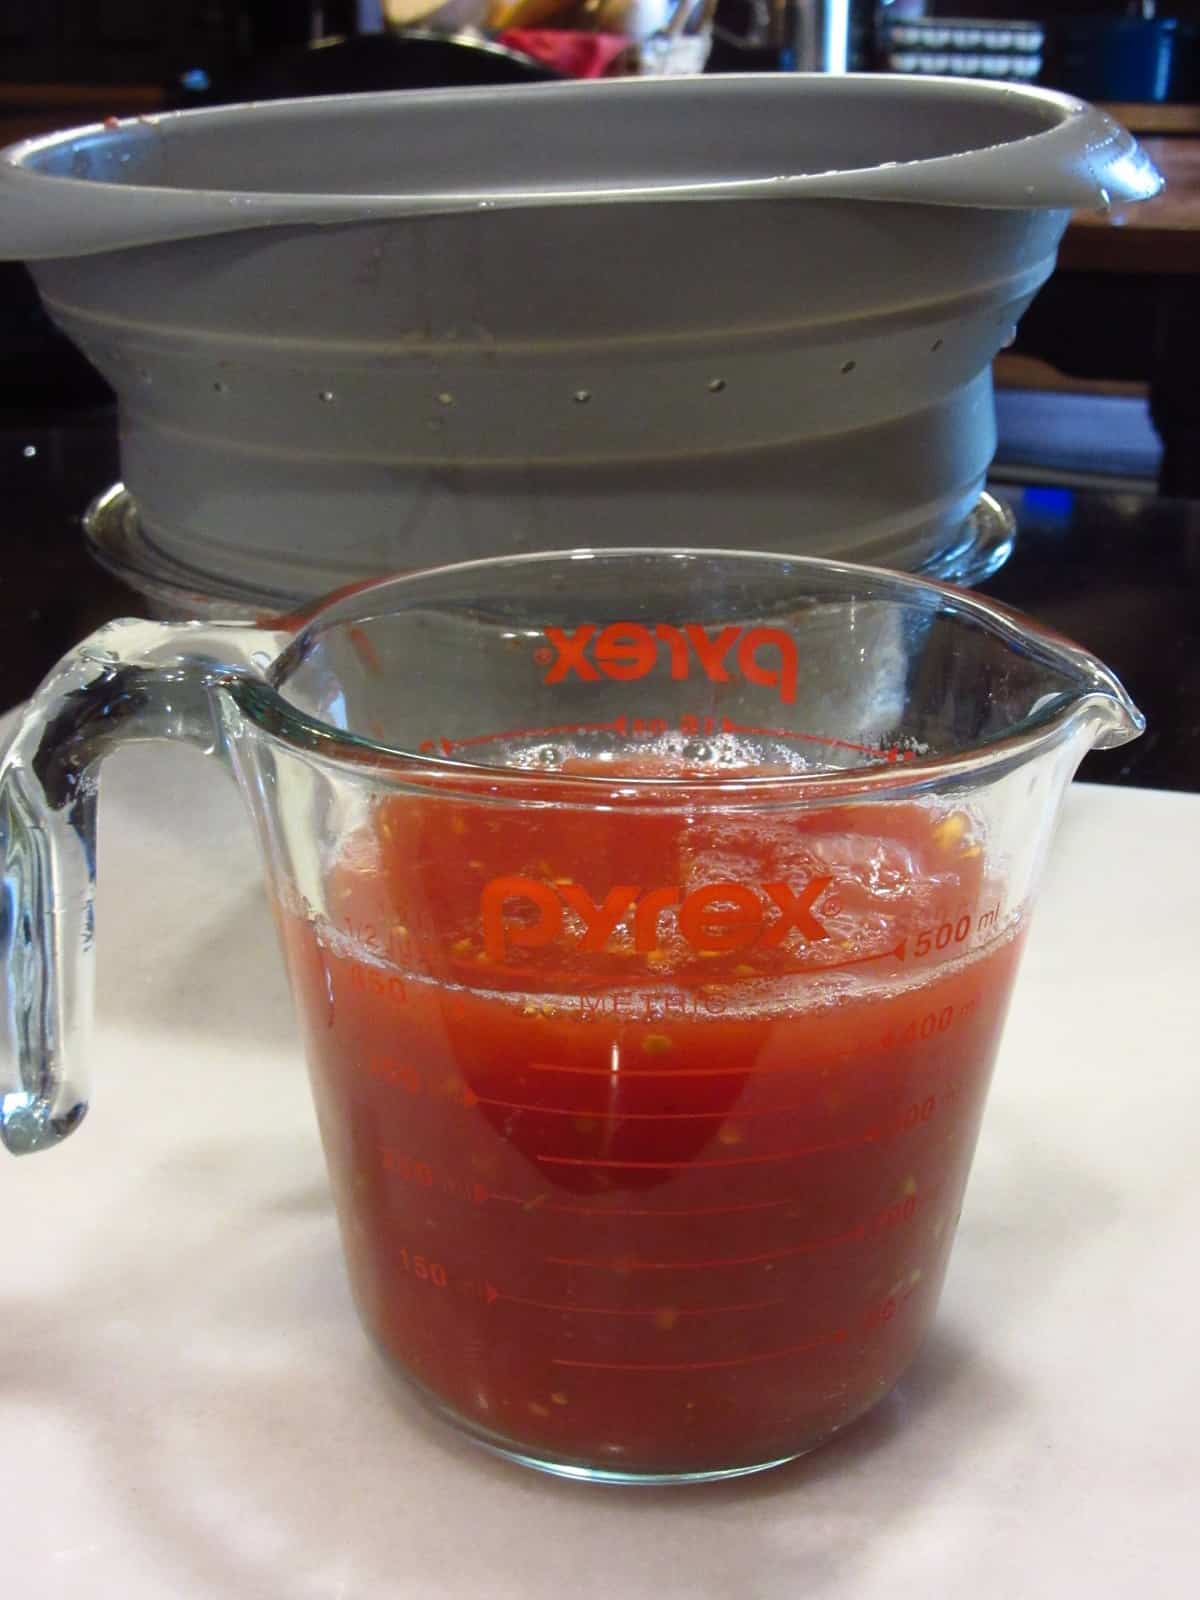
[0,550,1141,1482]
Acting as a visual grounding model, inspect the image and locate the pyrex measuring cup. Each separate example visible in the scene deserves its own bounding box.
[0,550,1141,1482]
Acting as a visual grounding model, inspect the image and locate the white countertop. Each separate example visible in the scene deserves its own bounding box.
[3,748,1199,1599]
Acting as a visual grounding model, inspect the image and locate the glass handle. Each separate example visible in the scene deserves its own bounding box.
[0,618,284,1155]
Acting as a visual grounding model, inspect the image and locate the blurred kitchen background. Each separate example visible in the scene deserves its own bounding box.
[3,1,1198,119]
[2,0,1198,492]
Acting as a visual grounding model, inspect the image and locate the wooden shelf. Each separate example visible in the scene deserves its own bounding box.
[1062,136,1200,275]
[0,82,165,146]
[993,353,1148,399]
[1098,102,1200,137]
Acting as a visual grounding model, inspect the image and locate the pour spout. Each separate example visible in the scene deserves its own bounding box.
[1083,671,1145,750]
[1026,618,1145,751]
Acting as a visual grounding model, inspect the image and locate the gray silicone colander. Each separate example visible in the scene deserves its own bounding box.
[0,75,1161,599]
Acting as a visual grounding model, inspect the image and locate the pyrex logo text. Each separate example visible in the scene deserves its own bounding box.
[540,623,798,706]
[481,876,832,964]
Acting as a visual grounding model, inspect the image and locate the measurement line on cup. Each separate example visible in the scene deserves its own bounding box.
[486,1191,815,1219]
[474,1185,927,1227]
[524,1061,774,1081]
[496,927,1004,987]
[522,1060,842,1083]
[486,1289,785,1318]
[719,715,912,762]
[478,1094,864,1122]
[423,717,629,759]
[551,1329,848,1374]
[546,1222,868,1272]
[535,1131,880,1171]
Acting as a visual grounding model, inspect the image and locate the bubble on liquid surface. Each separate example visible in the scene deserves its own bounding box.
[474,728,845,782]
[527,744,565,768]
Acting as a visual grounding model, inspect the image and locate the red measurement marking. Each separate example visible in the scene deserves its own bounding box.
[815,942,907,973]
[536,1132,878,1171]
[523,1056,860,1082]
[551,1329,848,1374]
[455,926,1000,987]
[524,1060,763,1081]
[485,1189,821,1219]
[478,1094,864,1122]
[719,716,916,763]
[486,1288,785,1318]
[469,1185,924,1226]
[473,944,903,986]
[547,1223,867,1272]
[421,717,628,758]
[347,625,383,676]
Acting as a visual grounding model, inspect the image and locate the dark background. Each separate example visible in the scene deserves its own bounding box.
[2,3,1198,797]
[2,3,1199,110]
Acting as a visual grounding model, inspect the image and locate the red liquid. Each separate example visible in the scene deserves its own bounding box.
[279,781,1021,1476]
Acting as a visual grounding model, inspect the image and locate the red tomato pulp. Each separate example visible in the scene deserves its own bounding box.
[279,776,1021,1477]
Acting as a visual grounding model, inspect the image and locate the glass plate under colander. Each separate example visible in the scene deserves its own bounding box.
[82,483,1016,622]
